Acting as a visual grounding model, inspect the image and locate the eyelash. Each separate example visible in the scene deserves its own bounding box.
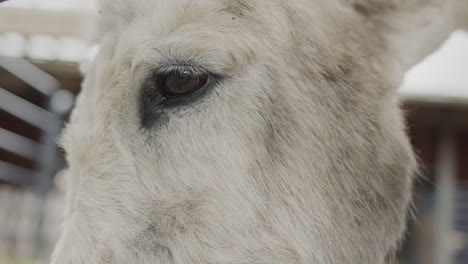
[157,65,207,76]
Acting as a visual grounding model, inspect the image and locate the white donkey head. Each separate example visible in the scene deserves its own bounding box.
[51,0,468,263]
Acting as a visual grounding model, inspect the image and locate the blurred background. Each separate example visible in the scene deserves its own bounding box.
[0,0,467,263]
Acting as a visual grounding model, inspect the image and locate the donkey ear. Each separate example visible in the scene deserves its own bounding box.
[352,0,468,73]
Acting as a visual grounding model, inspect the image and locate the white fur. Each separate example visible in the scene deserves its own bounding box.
[51,1,468,263]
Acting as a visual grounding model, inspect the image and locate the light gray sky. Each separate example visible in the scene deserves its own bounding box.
[401,30,468,100]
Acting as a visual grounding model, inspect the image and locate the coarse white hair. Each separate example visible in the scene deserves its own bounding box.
[51,0,468,263]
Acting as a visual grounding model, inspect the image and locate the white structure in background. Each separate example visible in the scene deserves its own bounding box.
[0,0,94,62]
[0,32,27,58]
[1,0,95,11]
[401,30,468,103]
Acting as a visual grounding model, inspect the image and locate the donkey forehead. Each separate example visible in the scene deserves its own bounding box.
[99,0,292,67]
[99,0,258,19]
[100,0,280,38]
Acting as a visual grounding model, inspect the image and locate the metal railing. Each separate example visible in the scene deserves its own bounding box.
[0,57,74,262]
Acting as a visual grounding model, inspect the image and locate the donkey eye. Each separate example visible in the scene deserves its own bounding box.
[159,71,209,96]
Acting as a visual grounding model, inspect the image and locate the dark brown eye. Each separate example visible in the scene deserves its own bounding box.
[159,71,209,96]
